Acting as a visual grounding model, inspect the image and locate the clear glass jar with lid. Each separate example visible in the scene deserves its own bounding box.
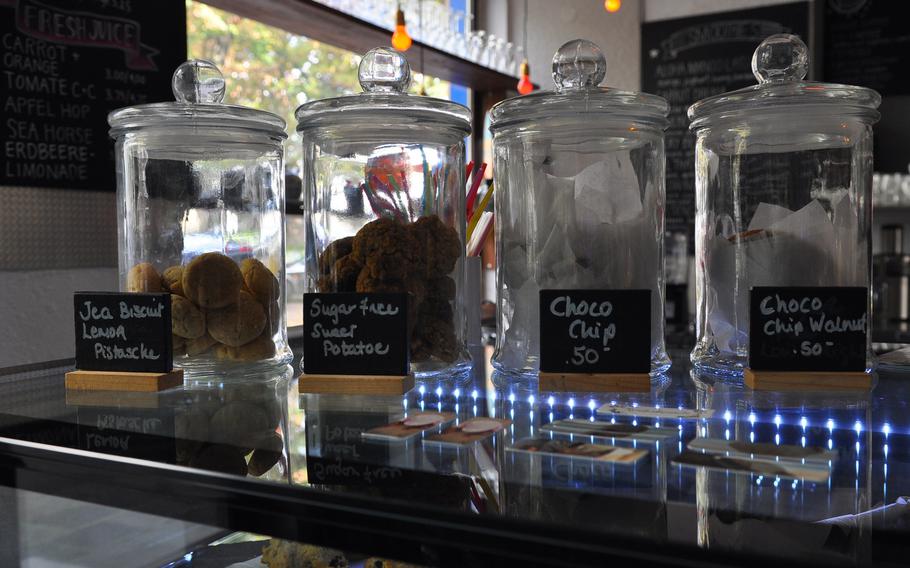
[108,60,291,375]
[489,39,671,377]
[688,35,881,376]
[295,47,472,379]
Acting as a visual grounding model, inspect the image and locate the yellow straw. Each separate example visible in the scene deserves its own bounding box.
[467,182,493,240]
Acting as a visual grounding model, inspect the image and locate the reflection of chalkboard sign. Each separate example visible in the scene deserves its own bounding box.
[305,409,401,487]
[73,292,173,373]
[539,289,650,374]
[0,0,186,191]
[76,406,176,463]
[824,0,909,95]
[303,293,409,376]
[749,286,867,371]
[641,3,810,249]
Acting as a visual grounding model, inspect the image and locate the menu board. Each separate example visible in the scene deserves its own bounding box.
[824,0,910,95]
[641,3,810,247]
[0,0,186,191]
[749,286,867,372]
[303,293,410,376]
[73,292,174,373]
[539,289,651,374]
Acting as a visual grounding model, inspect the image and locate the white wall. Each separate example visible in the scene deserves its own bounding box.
[0,268,118,367]
[0,187,118,368]
[480,0,642,92]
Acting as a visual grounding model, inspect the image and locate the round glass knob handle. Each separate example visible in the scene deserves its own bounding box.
[172,59,225,104]
[359,47,411,93]
[552,39,606,91]
[751,34,809,84]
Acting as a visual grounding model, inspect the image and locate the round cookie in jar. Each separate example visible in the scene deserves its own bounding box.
[109,60,291,375]
[296,47,472,379]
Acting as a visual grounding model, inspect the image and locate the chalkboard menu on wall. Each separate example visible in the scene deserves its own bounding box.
[1,0,186,191]
[641,3,810,246]
[824,0,910,95]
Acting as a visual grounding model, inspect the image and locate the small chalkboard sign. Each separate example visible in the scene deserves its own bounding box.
[73,292,173,374]
[749,287,867,372]
[539,290,651,374]
[303,293,409,377]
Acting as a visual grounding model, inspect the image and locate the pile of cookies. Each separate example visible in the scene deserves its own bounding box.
[317,214,461,363]
[127,252,280,362]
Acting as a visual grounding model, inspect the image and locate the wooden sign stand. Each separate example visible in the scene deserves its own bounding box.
[65,369,184,392]
[539,372,650,393]
[299,373,415,395]
[744,368,871,391]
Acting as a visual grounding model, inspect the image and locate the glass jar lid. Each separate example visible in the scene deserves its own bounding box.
[688,34,881,130]
[108,60,287,138]
[294,47,471,134]
[489,39,669,131]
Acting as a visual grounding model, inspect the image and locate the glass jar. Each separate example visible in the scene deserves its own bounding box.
[108,60,291,375]
[688,35,881,376]
[295,48,472,379]
[489,39,671,377]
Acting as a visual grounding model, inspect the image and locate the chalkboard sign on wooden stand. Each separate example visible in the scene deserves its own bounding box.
[299,293,414,395]
[65,292,183,392]
[745,286,870,390]
[538,289,652,393]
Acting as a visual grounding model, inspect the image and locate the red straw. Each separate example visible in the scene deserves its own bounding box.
[465,162,487,218]
[465,160,474,181]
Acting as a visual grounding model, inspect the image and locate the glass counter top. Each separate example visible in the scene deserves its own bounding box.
[1,344,908,567]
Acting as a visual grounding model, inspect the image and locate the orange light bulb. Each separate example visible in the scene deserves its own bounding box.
[391,7,412,51]
[517,60,533,95]
[605,0,621,12]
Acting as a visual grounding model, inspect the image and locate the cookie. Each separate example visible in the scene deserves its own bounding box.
[241,258,279,305]
[318,236,354,275]
[410,215,461,275]
[208,401,270,443]
[247,431,284,477]
[171,294,206,339]
[318,255,362,292]
[162,265,185,296]
[426,276,456,301]
[351,217,419,281]
[182,252,243,309]
[127,263,163,293]
[186,333,218,356]
[214,332,276,361]
[207,291,267,347]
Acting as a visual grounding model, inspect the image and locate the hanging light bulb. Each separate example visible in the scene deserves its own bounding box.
[391,5,413,51]
[605,0,621,13]
[517,60,533,94]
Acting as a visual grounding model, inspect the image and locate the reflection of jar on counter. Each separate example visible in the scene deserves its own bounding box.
[177,371,290,479]
[688,35,880,376]
[296,48,472,378]
[109,60,291,375]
